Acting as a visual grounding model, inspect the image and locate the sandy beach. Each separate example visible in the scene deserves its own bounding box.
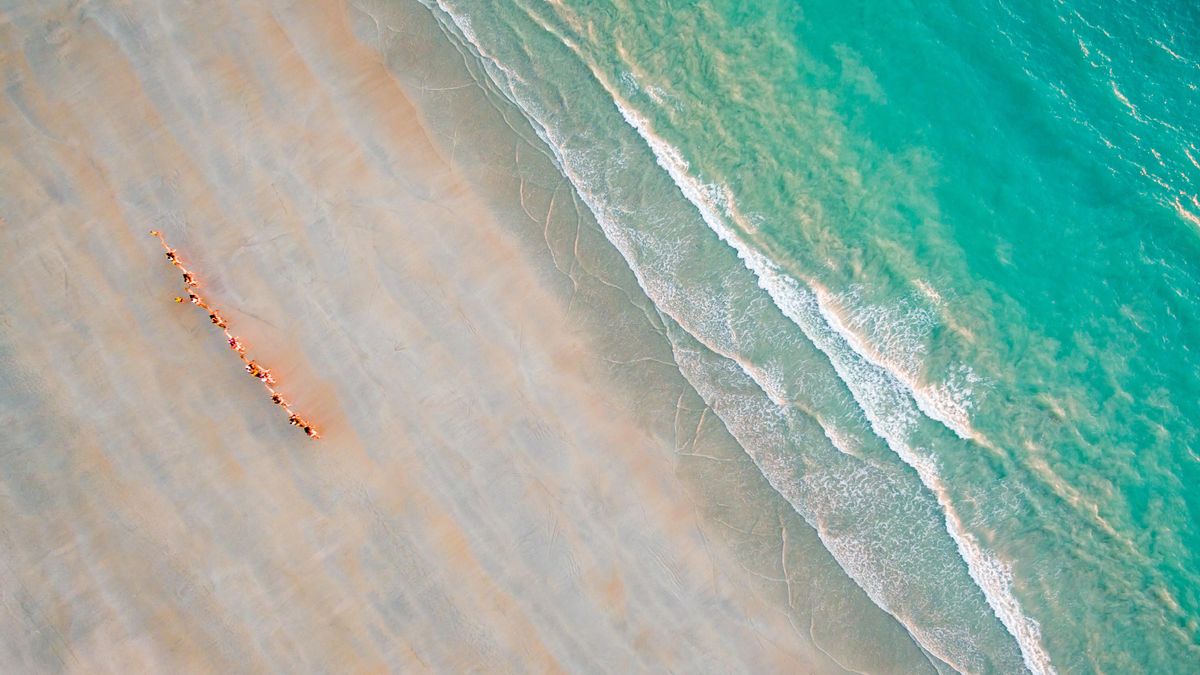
[0,1,903,671]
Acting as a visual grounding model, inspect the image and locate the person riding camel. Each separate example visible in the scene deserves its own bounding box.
[271,393,289,407]
[182,272,197,287]
[303,425,319,439]
[165,249,178,263]
[209,312,227,328]
[229,336,244,353]
[246,361,263,377]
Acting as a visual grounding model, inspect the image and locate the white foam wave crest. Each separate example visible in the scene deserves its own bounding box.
[595,77,1055,675]
[668,341,974,673]
[417,2,1051,672]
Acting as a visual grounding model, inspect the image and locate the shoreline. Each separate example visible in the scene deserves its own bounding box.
[377,2,947,672]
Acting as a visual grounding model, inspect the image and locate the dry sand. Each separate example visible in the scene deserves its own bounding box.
[0,1,865,672]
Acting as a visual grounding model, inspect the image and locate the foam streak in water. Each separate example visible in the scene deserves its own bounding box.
[595,81,1055,675]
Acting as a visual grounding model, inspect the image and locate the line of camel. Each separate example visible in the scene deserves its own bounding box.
[150,230,321,440]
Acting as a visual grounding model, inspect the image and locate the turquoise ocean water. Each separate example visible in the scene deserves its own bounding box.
[410,0,1200,671]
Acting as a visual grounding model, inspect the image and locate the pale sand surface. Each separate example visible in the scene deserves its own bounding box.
[0,1,868,672]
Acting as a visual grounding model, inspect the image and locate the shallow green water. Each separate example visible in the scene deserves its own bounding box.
[412,0,1200,671]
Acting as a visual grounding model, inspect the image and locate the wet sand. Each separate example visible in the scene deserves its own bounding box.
[0,1,857,671]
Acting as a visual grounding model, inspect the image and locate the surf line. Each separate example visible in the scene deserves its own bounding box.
[149,230,320,439]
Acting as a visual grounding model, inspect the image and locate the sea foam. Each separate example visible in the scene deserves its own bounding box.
[599,83,1055,675]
